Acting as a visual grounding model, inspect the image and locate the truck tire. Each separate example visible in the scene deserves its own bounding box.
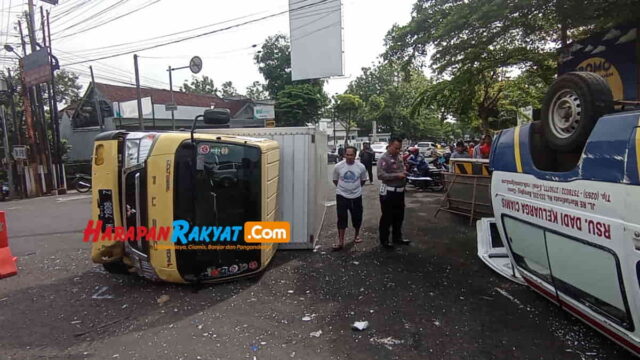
[541,72,613,152]
[102,260,131,275]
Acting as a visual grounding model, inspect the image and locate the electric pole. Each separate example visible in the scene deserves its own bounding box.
[46,10,64,192]
[26,0,54,193]
[18,20,41,196]
[168,65,175,130]
[134,54,144,130]
[0,104,15,199]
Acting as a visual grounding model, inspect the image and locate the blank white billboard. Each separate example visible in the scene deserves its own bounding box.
[289,0,344,81]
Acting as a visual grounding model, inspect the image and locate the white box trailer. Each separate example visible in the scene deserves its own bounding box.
[202,126,328,249]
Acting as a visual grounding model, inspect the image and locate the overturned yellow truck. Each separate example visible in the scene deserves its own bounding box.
[88,109,280,283]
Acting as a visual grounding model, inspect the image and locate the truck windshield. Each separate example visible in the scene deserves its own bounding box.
[173,141,262,280]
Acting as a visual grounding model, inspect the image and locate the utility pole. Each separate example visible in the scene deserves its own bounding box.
[26,0,54,193]
[133,54,144,130]
[168,65,175,130]
[46,10,64,192]
[0,105,15,199]
[6,69,22,198]
[90,66,104,131]
[41,6,59,193]
[18,20,41,197]
[332,107,336,148]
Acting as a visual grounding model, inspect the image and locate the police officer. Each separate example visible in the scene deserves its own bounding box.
[377,137,410,248]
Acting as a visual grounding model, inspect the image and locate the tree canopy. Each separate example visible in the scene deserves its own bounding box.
[346,61,444,140]
[255,33,327,126]
[54,69,83,106]
[220,81,240,98]
[245,81,267,100]
[255,34,293,99]
[275,84,327,127]
[180,75,218,96]
[333,94,364,146]
[383,0,639,134]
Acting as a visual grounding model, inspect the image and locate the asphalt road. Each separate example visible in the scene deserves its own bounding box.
[0,170,634,360]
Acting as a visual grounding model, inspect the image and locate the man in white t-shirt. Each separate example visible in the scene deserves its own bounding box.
[332,146,368,250]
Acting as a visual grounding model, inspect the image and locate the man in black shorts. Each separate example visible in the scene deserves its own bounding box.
[332,146,368,250]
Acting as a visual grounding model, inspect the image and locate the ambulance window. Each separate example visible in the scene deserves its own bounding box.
[503,217,551,283]
[546,232,632,330]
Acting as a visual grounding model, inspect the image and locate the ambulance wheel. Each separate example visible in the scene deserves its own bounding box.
[541,72,613,152]
[103,260,131,275]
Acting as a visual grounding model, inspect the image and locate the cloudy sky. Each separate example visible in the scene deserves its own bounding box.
[0,0,415,97]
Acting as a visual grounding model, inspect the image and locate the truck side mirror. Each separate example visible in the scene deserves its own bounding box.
[203,108,230,125]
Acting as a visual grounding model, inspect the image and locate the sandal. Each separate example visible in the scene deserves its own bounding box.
[354,237,363,244]
[332,243,344,250]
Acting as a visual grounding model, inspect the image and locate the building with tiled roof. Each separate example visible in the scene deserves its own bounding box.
[60,82,274,161]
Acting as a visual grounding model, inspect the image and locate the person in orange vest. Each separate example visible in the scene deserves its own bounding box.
[474,135,492,159]
[467,142,475,157]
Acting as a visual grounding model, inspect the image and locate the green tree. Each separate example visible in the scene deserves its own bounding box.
[220,81,239,98]
[333,94,364,146]
[54,69,83,105]
[255,34,293,99]
[346,61,443,140]
[180,75,218,96]
[245,81,267,100]
[276,84,327,127]
[255,34,328,125]
[384,0,638,133]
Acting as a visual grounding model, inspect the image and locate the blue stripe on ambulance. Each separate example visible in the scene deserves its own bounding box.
[490,110,640,185]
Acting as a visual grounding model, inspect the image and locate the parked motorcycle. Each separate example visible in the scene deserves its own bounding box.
[73,174,92,193]
[0,184,9,201]
[406,165,445,192]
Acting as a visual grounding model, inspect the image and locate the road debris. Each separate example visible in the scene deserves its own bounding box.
[91,286,114,299]
[310,330,323,337]
[494,288,524,308]
[157,294,170,305]
[351,321,369,331]
[370,336,404,350]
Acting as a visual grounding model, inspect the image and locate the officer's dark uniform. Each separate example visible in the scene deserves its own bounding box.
[377,151,409,247]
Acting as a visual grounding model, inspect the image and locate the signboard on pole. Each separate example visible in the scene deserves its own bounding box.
[21,48,52,87]
[12,146,27,160]
[254,104,275,120]
[165,103,178,111]
[289,0,343,81]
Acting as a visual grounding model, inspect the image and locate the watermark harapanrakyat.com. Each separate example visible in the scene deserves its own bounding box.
[83,220,290,249]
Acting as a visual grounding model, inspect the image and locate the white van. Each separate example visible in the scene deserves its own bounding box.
[490,111,640,356]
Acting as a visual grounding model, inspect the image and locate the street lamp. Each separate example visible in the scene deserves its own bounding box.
[3,44,21,59]
[167,56,202,130]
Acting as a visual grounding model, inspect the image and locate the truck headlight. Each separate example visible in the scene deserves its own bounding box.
[125,133,157,168]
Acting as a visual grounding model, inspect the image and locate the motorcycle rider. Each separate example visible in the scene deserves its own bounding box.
[406,148,430,176]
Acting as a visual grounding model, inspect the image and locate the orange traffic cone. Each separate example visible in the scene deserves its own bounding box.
[0,211,17,278]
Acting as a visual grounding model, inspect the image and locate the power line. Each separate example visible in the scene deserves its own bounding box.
[49,0,91,22]
[64,0,321,54]
[54,0,160,40]
[53,0,131,34]
[56,47,171,87]
[50,0,109,29]
[57,55,170,89]
[61,0,334,66]
[62,8,273,56]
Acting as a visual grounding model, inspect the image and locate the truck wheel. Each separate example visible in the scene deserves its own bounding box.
[102,260,131,275]
[541,72,613,152]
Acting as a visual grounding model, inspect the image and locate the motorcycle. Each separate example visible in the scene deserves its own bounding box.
[0,184,9,201]
[73,174,92,193]
[406,163,445,192]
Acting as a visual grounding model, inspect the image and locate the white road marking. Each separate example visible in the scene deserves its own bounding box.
[56,195,91,202]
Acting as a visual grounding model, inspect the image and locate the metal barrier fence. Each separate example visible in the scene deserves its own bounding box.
[435,159,492,225]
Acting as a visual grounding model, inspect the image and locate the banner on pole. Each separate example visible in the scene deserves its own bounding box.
[21,48,52,87]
